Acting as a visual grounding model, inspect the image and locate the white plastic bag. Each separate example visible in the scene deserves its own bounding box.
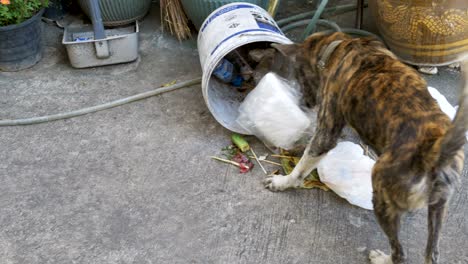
[428,86,468,139]
[428,86,457,119]
[317,142,375,210]
[236,73,311,149]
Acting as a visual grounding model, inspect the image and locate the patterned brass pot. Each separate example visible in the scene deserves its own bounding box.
[369,0,468,66]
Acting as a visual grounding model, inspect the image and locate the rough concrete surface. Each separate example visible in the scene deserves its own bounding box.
[1,3,467,264]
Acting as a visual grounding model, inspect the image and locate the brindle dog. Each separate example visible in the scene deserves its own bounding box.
[263,32,468,264]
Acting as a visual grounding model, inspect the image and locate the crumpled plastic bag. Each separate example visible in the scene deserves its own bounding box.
[236,73,312,150]
[428,86,468,139]
[428,86,457,119]
[317,141,375,210]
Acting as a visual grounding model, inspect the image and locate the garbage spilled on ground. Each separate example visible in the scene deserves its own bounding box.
[199,1,464,211]
[210,63,461,211]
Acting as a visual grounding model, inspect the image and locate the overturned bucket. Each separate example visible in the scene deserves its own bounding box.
[198,2,292,134]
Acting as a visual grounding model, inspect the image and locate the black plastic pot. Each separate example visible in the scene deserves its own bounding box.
[0,9,44,72]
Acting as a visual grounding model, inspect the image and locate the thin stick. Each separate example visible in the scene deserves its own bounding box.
[271,154,297,159]
[211,156,242,167]
[250,148,267,175]
[359,141,377,160]
[248,157,282,166]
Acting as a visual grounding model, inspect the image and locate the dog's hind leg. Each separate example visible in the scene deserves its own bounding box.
[264,93,345,191]
[425,197,450,264]
[370,193,405,264]
[426,150,462,264]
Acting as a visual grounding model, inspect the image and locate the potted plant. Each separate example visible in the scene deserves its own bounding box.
[0,0,49,71]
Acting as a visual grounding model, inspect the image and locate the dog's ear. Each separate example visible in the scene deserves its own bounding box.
[271,43,299,62]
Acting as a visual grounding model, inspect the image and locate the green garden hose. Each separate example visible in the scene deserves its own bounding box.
[338,28,382,40]
[281,19,341,34]
[279,0,379,42]
[276,3,364,27]
[301,0,328,40]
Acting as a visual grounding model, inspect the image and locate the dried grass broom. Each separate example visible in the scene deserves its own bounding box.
[160,0,192,41]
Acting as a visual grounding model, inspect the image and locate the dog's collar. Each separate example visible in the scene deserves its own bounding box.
[317,40,344,71]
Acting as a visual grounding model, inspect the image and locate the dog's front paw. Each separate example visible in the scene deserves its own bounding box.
[369,250,393,264]
[263,175,300,192]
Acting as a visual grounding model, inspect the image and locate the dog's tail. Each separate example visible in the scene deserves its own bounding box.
[434,58,468,168]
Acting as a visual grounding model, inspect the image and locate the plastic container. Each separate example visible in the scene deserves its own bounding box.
[198,2,292,134]
[213,58,244,86]
[62,23,139,68]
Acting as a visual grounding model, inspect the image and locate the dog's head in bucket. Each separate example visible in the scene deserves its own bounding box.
[271,32,356,108]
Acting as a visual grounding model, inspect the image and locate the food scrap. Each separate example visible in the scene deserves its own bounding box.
[211,143,254,173]
[232,152,254,173]
[161,80,177,87]
[231,133,250,152]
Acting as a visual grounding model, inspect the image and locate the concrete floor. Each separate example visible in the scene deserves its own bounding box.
[1,3,468,264]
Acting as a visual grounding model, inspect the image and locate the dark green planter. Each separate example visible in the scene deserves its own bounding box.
[180,0,270,30]
[78,0,152,26]
[0,9,44,72]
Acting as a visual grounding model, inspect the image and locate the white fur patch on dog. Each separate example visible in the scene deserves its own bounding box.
[369,250,393,264]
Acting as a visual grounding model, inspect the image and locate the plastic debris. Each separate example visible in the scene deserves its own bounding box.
[317,142,375,210]
[236,73,312,150]
[428,86,468,139]
[74,37,91,42]
[212,58,244,87]
[418,66,438,75]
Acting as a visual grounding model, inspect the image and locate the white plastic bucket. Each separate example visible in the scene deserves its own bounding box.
[198,2,292,134]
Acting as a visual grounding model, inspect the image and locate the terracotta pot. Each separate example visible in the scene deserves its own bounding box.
[369,0,468,66]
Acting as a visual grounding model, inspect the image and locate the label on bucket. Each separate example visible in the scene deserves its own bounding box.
[198,3,287,70]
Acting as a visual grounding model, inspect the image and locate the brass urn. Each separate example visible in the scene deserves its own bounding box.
[369,0,468,66]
